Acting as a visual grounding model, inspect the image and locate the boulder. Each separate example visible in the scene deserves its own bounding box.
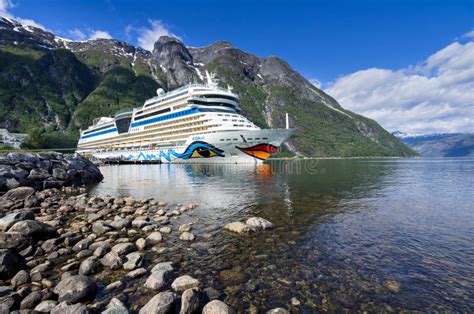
[1,187,35,201]
[151,262,173,274]
[171,275,200,293]
[0,210,35,231]
[53,274,97,303]
[7,220,58,239]
[0,249,24,280]
[139,291,177,314]
[266,308,290,314]
[202,300,232,314]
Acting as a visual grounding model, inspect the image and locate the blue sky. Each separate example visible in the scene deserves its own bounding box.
[1,0,474,133]
[3,0,473,83]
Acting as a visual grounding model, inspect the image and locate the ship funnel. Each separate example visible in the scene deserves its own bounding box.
[285,113,289,129]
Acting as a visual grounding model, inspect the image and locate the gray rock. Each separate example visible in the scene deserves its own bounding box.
[72,238,92,252]
[223,222,252,234]
[135,238,148,250]
[0,210,35,231]
[53,274,97,303]
[110,216,131,229]
[146,232,162,244]
[20,290,42,309]
[34,300,58,312]
[202,300,232,314]
[103,297,129,314]
[178,224,192,233]
[101,251,123,270]
[245,217,275,230]
[52,167,69,180]
[11,270,30,287]
[1,187,35,201]
[151,262,173,274]
[7,220,57,239]
[180,288,205,314]
[93,246,108,257]
[123,252,143,270]
[92,221,113,235]
[126,267,147,279]
[179,232,195,241]
[104,280,123,292]
[144,271,168,290]
[51,301,89,314]
[139,291,177,314]
[159,227,172,234]
[0,249,24,280]
[79,257,99,275]
[111,242,136,255]
[171,275,200,293]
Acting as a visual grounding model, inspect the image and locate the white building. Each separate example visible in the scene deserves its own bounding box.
[0,129,27,148]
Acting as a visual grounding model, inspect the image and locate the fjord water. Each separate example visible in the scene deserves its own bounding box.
[90,158,474,312]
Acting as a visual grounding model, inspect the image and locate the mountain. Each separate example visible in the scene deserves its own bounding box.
[394,132,474,157]
[0,16,416,157]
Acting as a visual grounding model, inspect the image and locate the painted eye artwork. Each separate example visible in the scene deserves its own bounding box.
[236,144,278,161]
[180,141,225,159]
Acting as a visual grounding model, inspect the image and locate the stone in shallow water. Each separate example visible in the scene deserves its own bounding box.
[219,269,250,286]
[180,232,195,241]
[384,280,401,293]
[171,275,200,293]
[224,222,252,234]
[178,223,192,233]
[159,226,172,234]
[139,291,177,314]
[245,217,275,230]
[202,300,232,314]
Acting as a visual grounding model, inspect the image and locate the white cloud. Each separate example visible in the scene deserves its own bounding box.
[136,19,181,51]
[463,30,474,39]
[88,30,112,40]
[325,39,474,134]
[67,28,113,41]
[0,0,47,30]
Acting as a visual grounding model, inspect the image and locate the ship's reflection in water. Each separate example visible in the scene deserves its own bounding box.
[90,159,474,312]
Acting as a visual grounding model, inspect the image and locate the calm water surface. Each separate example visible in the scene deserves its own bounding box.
[90,158,474,312]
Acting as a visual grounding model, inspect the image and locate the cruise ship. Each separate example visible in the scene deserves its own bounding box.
[76,74,294,163]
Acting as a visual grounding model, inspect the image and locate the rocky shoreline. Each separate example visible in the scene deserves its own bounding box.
[0,153,103,194]
[0,185,284,313]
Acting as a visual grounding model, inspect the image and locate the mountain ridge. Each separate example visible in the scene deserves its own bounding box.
[0,16,416,157]
[394,132,474,157]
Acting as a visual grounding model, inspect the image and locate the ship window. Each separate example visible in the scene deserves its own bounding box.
[134,107,171,121]
[83,124,114,135]
[220,139,224,141]
[233,138,238,141]
[226,139,231,141]
[263,137,268,140]
[247,138,253,140]
[255,138,260,140]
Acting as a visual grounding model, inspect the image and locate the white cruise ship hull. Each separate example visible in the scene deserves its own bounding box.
[82,129,294,164]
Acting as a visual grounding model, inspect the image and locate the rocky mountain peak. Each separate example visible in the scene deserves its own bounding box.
[153,36,192,64]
